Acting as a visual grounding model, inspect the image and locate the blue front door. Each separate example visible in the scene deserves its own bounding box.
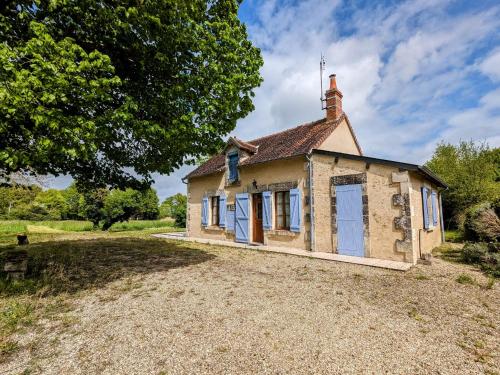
[336,184,364,257]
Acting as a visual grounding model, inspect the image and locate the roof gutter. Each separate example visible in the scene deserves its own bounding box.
[311,149,448,189]
[306,153,315,252]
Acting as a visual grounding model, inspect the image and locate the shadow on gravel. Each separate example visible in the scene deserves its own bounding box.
[0,237,215,296]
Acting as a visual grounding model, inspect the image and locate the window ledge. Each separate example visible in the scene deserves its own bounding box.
[204,226,224,232]
[225,180,241,187]
[266,229,297,237]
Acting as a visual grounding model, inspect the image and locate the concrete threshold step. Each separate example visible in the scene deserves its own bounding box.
[152,233,412,271]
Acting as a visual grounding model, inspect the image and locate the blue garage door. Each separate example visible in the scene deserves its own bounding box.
[336,184,364,257]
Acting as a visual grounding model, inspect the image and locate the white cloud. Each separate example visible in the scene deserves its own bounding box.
[443,88,500,145]
[479,48,500,81]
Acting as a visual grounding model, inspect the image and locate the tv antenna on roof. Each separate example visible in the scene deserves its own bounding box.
[320,53,326,110]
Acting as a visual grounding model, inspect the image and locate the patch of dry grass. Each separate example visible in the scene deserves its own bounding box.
[0,230,211,368]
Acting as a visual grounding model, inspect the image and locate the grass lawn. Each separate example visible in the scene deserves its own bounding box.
[0,230,498,374]
[0,219,176,246]
[445,229,465,243]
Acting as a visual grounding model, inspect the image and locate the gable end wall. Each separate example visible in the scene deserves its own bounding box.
[316,118,361,155]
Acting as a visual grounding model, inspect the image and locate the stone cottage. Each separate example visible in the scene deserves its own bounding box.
[183,75,447,265]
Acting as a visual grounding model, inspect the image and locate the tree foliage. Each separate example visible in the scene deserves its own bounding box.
[160,193,186,227]
[0,184,41,219]
[33,189,68,220]
[0,0,263,189]
[425,141,499,227]
[101,188,160,230]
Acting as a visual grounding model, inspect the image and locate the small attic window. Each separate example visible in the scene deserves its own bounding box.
[228,152,239,181]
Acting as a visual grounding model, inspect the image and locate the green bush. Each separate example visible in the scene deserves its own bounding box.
[480,250,500,278]
[462,242,488,263]
[487,242,499,253]
[463,202,500,242]
[461,242,500,278]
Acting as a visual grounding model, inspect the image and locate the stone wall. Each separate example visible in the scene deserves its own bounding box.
[311,154,407,262]
[390,171,416,263]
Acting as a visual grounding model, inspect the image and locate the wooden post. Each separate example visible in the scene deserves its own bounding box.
[17,234,29,246]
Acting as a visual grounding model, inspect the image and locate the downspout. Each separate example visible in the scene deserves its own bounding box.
[439,192,445,243]
[182,177,188,234]
[306,153,315,252]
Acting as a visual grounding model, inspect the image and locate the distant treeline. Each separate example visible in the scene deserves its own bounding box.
[0,184,187,230]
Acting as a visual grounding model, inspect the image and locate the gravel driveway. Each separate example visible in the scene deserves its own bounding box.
[2,238,499,374]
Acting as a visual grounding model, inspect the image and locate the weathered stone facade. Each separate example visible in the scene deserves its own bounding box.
[393,192,412,253]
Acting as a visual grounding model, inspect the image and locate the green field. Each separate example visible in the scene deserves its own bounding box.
[0,219,175,235]
[0,219,178,248]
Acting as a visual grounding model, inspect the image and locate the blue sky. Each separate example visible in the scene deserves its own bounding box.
[51,0,500,200]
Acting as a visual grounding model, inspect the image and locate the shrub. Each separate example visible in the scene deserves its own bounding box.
[461,242,500,278]
[487,242,499,253]
[463,203,500,242]
[480,252,500,278]
[462,242,488,264]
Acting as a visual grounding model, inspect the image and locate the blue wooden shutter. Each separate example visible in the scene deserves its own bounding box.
[219,195,227,227]
[235,193,249,243]
[290,188,301,232]
[228,153,238,181]
[226,210,235,231]
[422,187,429,229]
[431,191,438,226]
[201,197,209,227]
[262,191,272,230]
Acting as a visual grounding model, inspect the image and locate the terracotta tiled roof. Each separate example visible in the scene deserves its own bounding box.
[186,114,349,179]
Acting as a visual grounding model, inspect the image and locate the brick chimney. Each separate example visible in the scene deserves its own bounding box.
[325,74,343,121]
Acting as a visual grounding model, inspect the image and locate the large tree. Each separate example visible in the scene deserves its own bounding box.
[425,141,499,227]
[0,0,262,189]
